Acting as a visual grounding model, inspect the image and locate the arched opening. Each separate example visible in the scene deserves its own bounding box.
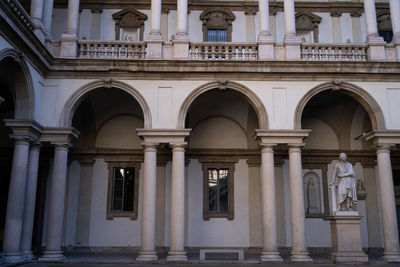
[298,86,385,249]
[0,52,34,251]
[63,86,147,248]
[184,87,262,248]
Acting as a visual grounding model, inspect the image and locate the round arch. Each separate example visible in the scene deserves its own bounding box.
[177,80,268,129]
[60,80,152,128]
[294,81,386,130]
[0,48,35,119]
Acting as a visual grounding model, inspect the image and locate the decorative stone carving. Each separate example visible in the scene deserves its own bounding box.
[112,8,147,41]
[377,11,392,32]
[295,11,322,43]
[200,8,235,42]
[356,179,366,200]
[330,153,358,215]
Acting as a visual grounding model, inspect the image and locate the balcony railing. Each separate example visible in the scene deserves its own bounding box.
[301,43,367,62]
[71,40,398,62]
[78,40,147,59]
[190,42,258,61]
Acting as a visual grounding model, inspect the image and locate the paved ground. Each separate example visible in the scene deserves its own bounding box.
[2,252,400,267]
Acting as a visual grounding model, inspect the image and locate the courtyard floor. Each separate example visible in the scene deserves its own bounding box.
[3,252,400,267]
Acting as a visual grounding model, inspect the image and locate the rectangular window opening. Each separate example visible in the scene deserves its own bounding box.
[207,29,227,42]
[112,167,135,212]
[207,168,229,213]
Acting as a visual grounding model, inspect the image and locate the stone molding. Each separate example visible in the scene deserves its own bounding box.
[255,129,311,145]
[45,1,389,15]
[112,8,148,41]
[364,130,400,146]
[137,128,191,144]
[40,127,79,146]
[4,119,43,141]
[293,81,386,131]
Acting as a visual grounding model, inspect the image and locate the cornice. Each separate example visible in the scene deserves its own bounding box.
[0,1,53,77]
[20,0,389,14]
[47,59,400,81]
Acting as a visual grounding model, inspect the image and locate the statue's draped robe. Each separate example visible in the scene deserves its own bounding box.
[335,162,357,207]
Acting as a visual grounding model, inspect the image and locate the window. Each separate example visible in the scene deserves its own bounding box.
[200,8,235,42]
[107,162,140,220]
[202,163,234,220]
[207,29,227,42]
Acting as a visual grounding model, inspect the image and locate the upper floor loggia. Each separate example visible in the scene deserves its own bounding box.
[11,0,400,62]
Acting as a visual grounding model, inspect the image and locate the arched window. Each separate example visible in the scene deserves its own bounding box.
[200,8,235,42]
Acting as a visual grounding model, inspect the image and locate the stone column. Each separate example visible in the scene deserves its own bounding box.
[173,0,190,59]
[390,0,400,61]
[75,159,95,248]
[42,0,54,44]
[60,0,80,58]
[39,144,70,261]
[146,0,163,58]
[283,0,302,60]
[288,145,312,262]
[30,0,45,43]
[20,143,41,260]
[363,0,386,60]
[258,0,274,60]
[351,11,363,43]
[90,9,102,40]
[331,12,342,43]
[376,146,400,262]
[137,143,158,261]
[167,143,187,261]
[260,144,282,261]
[2,138,31,264]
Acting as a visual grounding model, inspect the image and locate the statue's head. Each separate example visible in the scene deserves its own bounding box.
[339,152,347,162]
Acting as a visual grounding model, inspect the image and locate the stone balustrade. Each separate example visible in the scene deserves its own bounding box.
[301,43,367,62]
[78,40,147,59]
[190,42,258,61]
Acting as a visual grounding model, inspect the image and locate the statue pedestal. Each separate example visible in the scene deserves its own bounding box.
[326,215,368,263]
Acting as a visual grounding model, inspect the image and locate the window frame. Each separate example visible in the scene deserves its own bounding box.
[202,162,235,221]
[200,8,235,42]
[106,161,141,220]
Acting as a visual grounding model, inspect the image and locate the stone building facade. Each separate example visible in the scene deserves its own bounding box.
[1,0,400,264]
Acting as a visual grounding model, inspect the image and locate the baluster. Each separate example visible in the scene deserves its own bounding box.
[354,47,359,61]
[78,43,84,58]
[141,44,147,59]
[92,43,98,58]
[252,45,257,60]
[99,44,105,59]
[120,44,125,59]
[127,44,133,59]
[84,43,90,58]
[361,47,367,61]
[244,46,250,60]
[327,47,333,61]
[203,45,208,60]
[210,45,216,60]
[106,44,112,59]
[334,47,339,61]
[133,45,139,59]
[230,46,236,60]
[301,45,306,60]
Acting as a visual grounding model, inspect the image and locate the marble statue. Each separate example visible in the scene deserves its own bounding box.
[330,153,357,212]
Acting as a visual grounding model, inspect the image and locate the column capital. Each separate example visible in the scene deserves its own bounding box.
[363,130,400,147]
[40,127,79,147]
[142,142,159,151]
[288,143,305,153]
[4,119,43,142]
[376,145,392,154]
[137,129,191,144]
[255,129,311,144]
[170,142,187,151]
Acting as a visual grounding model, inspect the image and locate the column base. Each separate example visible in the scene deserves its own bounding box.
[172,33,190,59]
[146,33,163,59]
[290,252,313,262]
[3,252,24,264]
[167,251,187,261]
[331,252,368,263]
[39,250,65,262]
[260,251,283,262]
[136,251,158,261]
[284,35,302,60]
[257,34,275,60]
[60,32,78,58]
[383,252,400,263]
[22,250,35,261]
